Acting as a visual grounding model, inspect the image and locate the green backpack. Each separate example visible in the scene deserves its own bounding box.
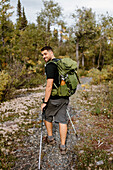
[50,58,80,97]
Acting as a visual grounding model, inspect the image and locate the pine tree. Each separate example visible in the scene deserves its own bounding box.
[17,0,21,20]
[0,0,14,46]
[21,7,27,30]
[16,0,27,30]
[0,0,14,69]
[16,0,22,29]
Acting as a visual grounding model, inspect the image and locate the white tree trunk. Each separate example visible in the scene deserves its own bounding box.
[82,53,84,67]
[76,40,79,69]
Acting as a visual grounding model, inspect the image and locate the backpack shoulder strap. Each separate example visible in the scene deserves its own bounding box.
[46,58,59,66]
[75,71,81,84]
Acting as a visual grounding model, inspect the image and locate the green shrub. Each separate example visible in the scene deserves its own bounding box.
[78,69,88,77]
[6,59,45,89]
[105,65,113,80]
[0,59,45,102]
[0,71,11,101]
[87,66,113,84]
[21,73,46,88]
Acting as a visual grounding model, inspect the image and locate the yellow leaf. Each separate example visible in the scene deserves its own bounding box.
[81,84,85,87]
[38,60,42,65]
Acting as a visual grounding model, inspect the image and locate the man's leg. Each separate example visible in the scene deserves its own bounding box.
[59,123,67,145]
[44,120,55,144]
[44,120,53,136]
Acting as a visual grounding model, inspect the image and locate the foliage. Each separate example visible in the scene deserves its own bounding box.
[78,83,113,119]
[0,0,113,101]
[72,7,113,69]
[72,7,97,68]
[9,59,45,88]
[74,146,111,169]
[16,0,27,30]
[17,0,21,18]
[0,70,10,101]
[69,76,113,169]
[39,0,62,31]
[77,66,113,119]
[91,84,113,119]
[87,65,113,84]
[0,0,14,70]
[77,69,88,77]
[0,58,45,102]
[20,73,46,88]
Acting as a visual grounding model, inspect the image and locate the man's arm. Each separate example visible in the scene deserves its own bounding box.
[41,78,54,110]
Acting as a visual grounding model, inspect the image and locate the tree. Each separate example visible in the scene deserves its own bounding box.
[58,20,66,45]
[0,0,14,46]
[52,28,58,46]
[96,13,113,70]
[17,0,21,19]
[21,7,27,30]
[42,0,62,31]
[72,7,97,68]
[0,0,14,69]
[16,0,27,30]
[16,0,21,29]
[37,0,62,44]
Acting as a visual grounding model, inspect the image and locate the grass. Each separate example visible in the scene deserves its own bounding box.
[73,146,112,169]
[73,115,113,169]
[70,80,113,169]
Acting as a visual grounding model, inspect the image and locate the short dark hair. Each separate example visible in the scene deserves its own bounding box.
[41,46,53,52]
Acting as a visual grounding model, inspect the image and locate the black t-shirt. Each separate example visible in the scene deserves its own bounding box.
[45,59,60,99]
[45,58,59,89]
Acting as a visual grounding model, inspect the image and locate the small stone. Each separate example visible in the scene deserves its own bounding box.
[23,163,31,169]
[89,163,93,167]
[1,148,5,152]
[109,157,112,161]
[96,160,104,166]
[79,150,84,154]
[75,120,79,123]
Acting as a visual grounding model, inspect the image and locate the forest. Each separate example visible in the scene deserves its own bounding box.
[0,0,113,101]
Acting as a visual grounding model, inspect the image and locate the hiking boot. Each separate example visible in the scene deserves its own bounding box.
[43,136,56,145]
[59,144,67,155]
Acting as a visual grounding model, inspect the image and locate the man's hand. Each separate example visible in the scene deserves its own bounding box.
[41,103,47,111]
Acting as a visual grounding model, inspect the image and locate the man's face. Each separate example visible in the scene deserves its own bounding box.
[41,50,52,62]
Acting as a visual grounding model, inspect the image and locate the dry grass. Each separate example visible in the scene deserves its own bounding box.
[69,82,113,169]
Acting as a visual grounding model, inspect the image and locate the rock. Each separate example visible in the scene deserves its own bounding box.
[96,160,104,166]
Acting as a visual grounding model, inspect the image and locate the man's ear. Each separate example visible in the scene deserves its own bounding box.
[51,51,53,54]
[49,50,53,55]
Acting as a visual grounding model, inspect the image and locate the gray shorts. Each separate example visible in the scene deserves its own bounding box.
[44,98,69,124]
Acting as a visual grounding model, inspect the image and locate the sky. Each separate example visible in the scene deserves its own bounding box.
[10,0,113,26]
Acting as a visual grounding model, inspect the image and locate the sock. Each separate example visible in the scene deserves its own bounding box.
[48,135,53,140]
[60,144,66,148]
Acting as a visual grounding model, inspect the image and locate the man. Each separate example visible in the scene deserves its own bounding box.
[41,46,69,155]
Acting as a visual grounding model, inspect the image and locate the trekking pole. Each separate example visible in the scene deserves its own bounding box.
[67,109,78,138]
[38,110,44,170]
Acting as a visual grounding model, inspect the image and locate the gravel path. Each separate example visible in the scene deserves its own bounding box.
[11,107,79,170]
